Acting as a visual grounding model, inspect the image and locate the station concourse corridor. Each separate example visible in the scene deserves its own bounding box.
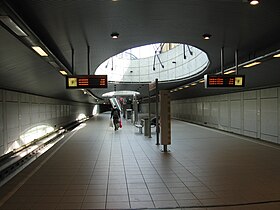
[0,113,280,210]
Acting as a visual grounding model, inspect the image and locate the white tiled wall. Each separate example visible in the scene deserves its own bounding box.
[169,87,280,144]
[0,89,94,156]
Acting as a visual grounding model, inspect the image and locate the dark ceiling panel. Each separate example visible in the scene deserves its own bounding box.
[0,0,280,102]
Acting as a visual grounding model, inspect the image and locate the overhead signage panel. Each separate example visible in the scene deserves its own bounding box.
[204,74,245,88]
[66,75,107,89]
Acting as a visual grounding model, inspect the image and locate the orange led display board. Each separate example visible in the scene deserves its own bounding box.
[204,74,245,88]
[66,75,107,89]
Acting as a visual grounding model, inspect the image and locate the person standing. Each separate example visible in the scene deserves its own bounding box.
[110,105,120,131]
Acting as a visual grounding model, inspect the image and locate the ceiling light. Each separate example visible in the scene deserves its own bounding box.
[32,46,48,56]
[0,16,27,36]
[199,80,205,83]
[202,33,211,40]
[191,83,197,86]
[273,53,280,58]
[184,85,189,88]
[111,32,119,39]
[59,70,68,75]
[249,0,259,6]
[224,70,236,74]
[179,87,183,90]
[243,61,261,68]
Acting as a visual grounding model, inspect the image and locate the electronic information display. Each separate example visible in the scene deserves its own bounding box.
[204,74,245,88]
[66,75,107,89]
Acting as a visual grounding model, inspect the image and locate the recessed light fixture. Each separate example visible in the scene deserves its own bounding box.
[191,83,197,86]
[202,33,211,40]
[0,16,27,36]
[184,85,189,88]
[111,32,119,39]
[179,87,183,90]
[59,70,68,75]
[243,61,261,68]
[32,46,48,56]
[249,0,259,6]
[199,80,205,83]
[273,53,280,58]
[224,70,236,74]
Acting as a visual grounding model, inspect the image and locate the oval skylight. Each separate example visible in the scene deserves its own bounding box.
[95,43,209,83]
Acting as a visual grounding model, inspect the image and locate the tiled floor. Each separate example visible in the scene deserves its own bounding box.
[0,112,280,209]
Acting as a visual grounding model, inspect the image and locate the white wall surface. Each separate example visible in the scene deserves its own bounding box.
[170,87,280,144]
[0,89,94,156]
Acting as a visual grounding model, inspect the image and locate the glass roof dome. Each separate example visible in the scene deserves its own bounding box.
[95,43,209,83]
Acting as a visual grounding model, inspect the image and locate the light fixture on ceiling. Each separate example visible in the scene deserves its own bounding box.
[32,46,48,56]
[243,61,261,68]
[0,16,28,37]
[273,53,280,58]
[202,33,211,40]
[191,83,197,86]
[111,32,119,39]
[184,85,189,88]
[59,70,68,75]
[249,0,259,6]
[224,70,236,74]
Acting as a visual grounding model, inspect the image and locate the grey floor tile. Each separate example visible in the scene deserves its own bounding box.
[84,195,106,202]
[106,202,130,209]
[130,201,155,208]
[81,202,105,209]
[2,117,280,210]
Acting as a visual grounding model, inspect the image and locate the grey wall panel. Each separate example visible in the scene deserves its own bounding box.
[203,102,210,123]
[219,101,228,127]
[0,89,94,157]
[169,87,279,145]
[261,88,277,98]
[261,98,277,136]
[197,102,203,122]
[244,130,257,138]
[244,99,257,133]
[0,90,3,101]
[39,104,46,121]
[230,92,241,100]
[210,101,219,125]
[20,103,31,126]
[191,102,197,121]
[31,104,39,124]
[5,91,18,102]
[230,100,241,129]
[6,102,19,130]
[244,90,257,100]
[20,93,30,102]
[7,127,19,144]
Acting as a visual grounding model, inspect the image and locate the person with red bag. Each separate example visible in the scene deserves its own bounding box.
[110,105,121,131]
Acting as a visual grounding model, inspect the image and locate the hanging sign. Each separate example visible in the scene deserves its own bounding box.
[204,74,245,88]
[66,75,107,89]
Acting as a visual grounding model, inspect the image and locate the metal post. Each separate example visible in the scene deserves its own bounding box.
[183,44,186,59]
[221,47,224,74]
[148,87,151,138]
[87,45,90,75]
[235,50,238,75]
[72,48,75,75]
[155,79,160,145]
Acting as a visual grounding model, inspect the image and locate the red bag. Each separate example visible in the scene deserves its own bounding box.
[119,119,122,128]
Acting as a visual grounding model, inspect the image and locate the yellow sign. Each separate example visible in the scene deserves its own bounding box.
[235,77,243,86]
[68,78,77,87]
